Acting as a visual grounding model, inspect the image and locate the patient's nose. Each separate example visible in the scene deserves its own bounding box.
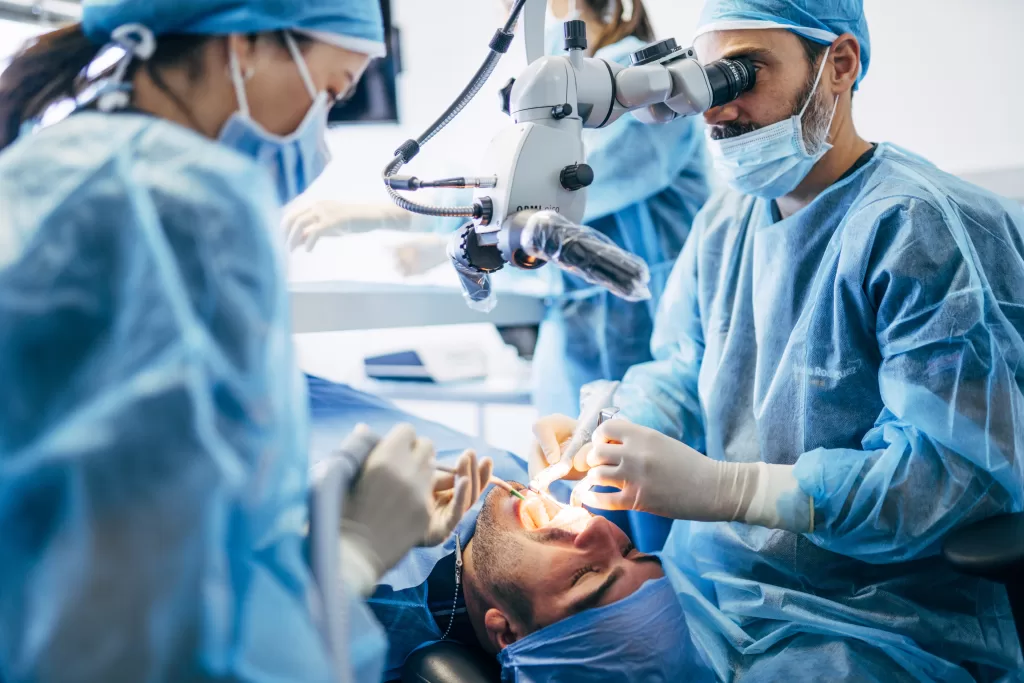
[573,516,620,553]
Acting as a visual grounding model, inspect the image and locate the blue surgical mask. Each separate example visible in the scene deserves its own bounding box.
[545,1,582,55]
[218,32,332,205]
[706,47,838,200]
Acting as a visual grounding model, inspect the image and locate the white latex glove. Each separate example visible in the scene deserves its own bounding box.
[392,234,450,277]
[340,423,436,596]
[529,414,593,482]
[421,449,494,547]
[285,201,413,252]
[330,423,380,490]
[574,420,813,533]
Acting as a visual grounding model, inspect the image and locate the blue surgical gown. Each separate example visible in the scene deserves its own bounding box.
[532,36,711,419]
[617,142,1024,680]
[0,113,341,682]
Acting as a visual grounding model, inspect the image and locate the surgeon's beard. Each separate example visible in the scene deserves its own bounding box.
[709,59,834,154]
[799,77,835,155]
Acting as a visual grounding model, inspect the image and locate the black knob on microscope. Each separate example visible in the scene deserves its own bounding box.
[551,103,573,120]
[560,163,595,191]
[629,38,686,66]
[564,19,587,51]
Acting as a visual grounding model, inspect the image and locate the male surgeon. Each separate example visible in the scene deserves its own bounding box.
[532,0,1024,680]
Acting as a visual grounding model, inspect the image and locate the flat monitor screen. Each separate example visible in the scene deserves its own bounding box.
[328,0,400,125]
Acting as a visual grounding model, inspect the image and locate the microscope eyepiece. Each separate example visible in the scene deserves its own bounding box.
[704,57,756,108]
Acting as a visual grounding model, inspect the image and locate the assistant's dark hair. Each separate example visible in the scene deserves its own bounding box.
[0,26,311,151]
[581,0,655,54]
[0,24,216,150]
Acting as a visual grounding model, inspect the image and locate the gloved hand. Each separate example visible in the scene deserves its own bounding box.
[421,449,494,547]
[284,201,412,252]
[330,423,380,490]
[528,414,592,482]
[573,420,813,533]
[340,423,436,596]
[529,382,619,483]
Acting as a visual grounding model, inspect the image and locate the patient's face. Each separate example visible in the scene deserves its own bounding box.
[467,484,664,639]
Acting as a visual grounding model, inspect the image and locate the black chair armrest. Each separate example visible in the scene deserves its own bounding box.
[942,513,1024,584]
[401,641,502,683]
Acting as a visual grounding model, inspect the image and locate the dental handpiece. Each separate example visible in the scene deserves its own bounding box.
[530,381,620,494]
[568,407,623,507]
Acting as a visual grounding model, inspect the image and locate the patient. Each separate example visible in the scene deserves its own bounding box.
[463,485,663,649]
[304,375,709,681]
[368,480,712,682]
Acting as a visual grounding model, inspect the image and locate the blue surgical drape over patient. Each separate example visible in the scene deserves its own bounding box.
[0,113,337,682]
[616,143,1024,679]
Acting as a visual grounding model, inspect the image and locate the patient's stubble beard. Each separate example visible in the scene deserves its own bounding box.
[470,487,535,630]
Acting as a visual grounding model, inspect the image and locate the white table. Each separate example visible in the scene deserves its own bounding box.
[290,281,546,333]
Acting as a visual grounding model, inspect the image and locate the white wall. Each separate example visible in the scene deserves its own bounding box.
[854,0,1024,174]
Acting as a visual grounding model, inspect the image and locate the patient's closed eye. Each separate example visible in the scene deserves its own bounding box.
[572,565,597,585]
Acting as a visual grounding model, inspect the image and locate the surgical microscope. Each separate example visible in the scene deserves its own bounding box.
[382,0,755,310]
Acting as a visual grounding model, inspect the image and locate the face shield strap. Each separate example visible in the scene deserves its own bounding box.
[599,0,635,25]
[227,45,252,119]
[226,32,316,121]
[798,45,831,119]
[284,31,320,101]
[621,0,634,22]
[797,46,840,154]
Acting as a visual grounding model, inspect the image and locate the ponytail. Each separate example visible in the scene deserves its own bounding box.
[0,24,100,151]
[587,0,655,55]
[0,24,221,151]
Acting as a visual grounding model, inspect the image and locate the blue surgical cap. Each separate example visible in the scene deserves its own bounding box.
[82,0,386,57]
[696,0,870,85]
[498,577,714,682]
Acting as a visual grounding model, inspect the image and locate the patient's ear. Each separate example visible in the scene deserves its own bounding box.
[483,608,521,650]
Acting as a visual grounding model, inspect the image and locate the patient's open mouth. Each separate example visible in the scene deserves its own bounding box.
[518,489,592,533]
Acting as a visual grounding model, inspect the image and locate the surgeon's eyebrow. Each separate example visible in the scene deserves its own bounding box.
[567,566,624,615]
[720,46,774,62]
